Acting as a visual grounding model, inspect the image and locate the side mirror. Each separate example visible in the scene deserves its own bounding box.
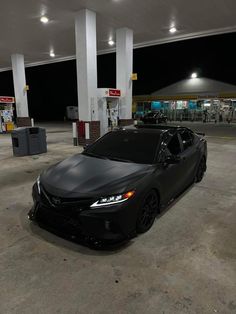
[165,155,181,164]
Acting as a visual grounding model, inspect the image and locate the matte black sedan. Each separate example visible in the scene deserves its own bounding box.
[28,125,207,246]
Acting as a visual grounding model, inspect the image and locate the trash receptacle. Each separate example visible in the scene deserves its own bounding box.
[11,127,47,156]
[27,127,47,155]
[11,128,29,157]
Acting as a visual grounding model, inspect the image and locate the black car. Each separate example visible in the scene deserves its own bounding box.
[28,125,207,247]
[141,112,167,124]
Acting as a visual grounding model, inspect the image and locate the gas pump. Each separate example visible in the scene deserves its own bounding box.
[97,88,121,136]
[107,99,119,128]
[0,96,15,133]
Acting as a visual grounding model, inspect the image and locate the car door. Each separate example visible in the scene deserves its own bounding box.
[178,129,200,186]
[157,132,186,204]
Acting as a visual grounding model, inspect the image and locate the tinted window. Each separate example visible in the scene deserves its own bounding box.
[84,131,160,164]
[179,130,193,150]
[167,134,181,155]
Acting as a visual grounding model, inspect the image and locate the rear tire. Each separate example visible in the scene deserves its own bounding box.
[195,157,206,182]
[136,190,159,234]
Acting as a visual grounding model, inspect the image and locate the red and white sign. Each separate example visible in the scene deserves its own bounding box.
[108,89,121,97]
[0,96,15,103]
[98,88,121,98]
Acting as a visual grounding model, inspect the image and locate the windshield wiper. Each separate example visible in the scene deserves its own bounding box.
[105,156,133,163]
[83,152,108,160]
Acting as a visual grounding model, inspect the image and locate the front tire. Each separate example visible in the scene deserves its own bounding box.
[136,190,159,234]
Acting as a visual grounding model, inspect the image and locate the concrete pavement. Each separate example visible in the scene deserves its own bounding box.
[0,122,235,314]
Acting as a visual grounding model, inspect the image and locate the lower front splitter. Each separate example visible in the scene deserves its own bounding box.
[28,207,130,250]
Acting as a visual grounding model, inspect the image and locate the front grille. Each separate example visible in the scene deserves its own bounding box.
[40,185,93,218]
[36,205,84,236]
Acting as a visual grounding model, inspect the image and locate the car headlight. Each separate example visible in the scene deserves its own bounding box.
[90,191,135,208]
[36,176,41,194]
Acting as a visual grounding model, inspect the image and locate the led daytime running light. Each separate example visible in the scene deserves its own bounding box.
[90,191,135,208]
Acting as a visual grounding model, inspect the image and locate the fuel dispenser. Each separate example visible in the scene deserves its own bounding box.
[0,96,15,133]
[97,88,121,136]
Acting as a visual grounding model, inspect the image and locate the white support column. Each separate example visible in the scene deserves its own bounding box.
[75,9,98,121]
[116,28,133,120]
[11,54,29,117]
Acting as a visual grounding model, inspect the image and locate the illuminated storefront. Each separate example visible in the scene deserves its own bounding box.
[133,78,236,121]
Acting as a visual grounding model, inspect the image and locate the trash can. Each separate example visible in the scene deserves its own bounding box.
[11,127,47,157]
[11,128,29,157]
[27,127,47,155]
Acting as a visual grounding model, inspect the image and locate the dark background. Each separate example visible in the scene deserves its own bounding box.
[0,32,236,120]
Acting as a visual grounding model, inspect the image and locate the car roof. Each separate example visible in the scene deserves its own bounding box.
[113,128,164,135]
[112,125,192,136]
[134,124,192,133]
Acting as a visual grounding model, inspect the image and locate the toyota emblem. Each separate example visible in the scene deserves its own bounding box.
[51,197,61,205]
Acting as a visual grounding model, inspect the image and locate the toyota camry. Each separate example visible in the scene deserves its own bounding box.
[28,125,207,247]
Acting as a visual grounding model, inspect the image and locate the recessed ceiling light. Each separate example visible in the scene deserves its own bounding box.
[191,72,197,79]
[40,16,49,24]
[169,27,177,34]
[108,40,115,46]
[50,51,55,57]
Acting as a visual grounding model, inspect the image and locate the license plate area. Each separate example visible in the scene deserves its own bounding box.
[36,205,82,232]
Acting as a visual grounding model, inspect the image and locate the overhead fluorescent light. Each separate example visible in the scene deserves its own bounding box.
[108,40,115,46]
[169,27,177,34]
[50,51,55,57]
[191,72,197,79]
[40,16,49,24]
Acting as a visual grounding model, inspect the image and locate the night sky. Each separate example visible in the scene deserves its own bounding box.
[0,32,236,120]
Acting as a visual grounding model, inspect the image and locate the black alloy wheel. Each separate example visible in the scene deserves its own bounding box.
[136,190,159,234]
[195,157,206,182]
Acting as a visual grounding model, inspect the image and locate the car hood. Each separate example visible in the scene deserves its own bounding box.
[41,154,153,198]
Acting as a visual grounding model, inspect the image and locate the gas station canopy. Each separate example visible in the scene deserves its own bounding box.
[0,0,236,71]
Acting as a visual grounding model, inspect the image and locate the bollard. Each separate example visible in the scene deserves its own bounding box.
[85,123,90,140]
[72,122,78,146]
[31,118,34,127]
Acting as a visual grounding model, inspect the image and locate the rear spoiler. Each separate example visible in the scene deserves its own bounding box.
[196,132,205,136]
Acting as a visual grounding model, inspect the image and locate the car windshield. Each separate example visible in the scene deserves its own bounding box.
[83,131,161,164]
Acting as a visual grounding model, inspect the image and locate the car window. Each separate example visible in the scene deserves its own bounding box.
[167,133,181,155]
[84,131,161,164]
[179,130,194,150]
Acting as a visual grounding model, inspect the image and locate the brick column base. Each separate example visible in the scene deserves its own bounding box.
[119,119,133,127]
[77,121,100,146]
[16,117,31,127]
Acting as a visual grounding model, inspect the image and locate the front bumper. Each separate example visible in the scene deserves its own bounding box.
[28,184,137,246]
